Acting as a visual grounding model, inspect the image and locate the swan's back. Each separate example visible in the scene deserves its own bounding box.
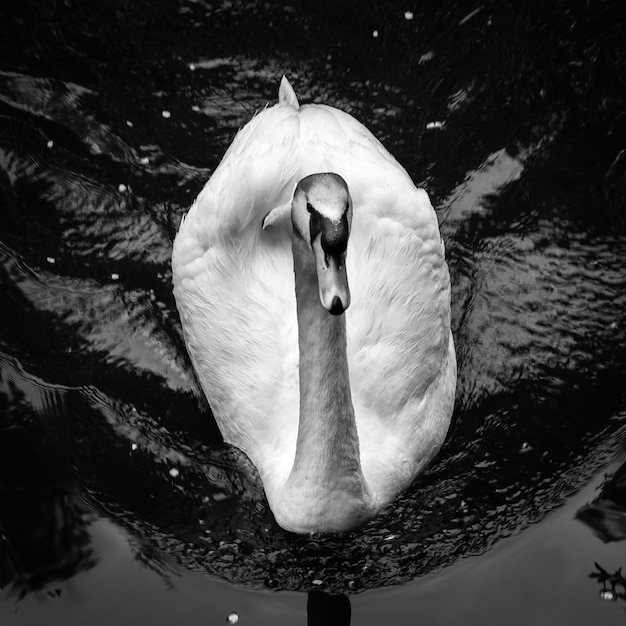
[172,81,455,503]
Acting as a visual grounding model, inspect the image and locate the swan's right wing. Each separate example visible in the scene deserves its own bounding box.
[172,101,303,481]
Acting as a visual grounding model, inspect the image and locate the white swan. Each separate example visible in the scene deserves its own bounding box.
[172,78,456,533]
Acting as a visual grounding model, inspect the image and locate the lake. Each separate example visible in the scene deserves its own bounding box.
[1,1,625,624]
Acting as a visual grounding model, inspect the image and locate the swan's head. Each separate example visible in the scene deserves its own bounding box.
[292,173,353,315]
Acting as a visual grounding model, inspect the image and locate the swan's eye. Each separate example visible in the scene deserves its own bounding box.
[306,202,314,214]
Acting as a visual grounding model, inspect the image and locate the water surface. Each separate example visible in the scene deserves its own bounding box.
[1,1,625,624]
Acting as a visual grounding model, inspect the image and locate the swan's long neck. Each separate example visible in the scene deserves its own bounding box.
[278,236,372,532]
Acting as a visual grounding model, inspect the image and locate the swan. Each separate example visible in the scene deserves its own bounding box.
[172,77,456,534]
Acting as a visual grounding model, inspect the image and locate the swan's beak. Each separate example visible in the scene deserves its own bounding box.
[313,237,350,315]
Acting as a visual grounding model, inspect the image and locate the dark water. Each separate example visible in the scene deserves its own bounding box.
[1,1,626,624]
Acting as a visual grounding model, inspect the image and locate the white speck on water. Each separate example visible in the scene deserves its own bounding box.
[404,11,414,20]
[599,589,616,601]
[169,468,180,478]
[191,104,200,112]
[459,7,482,26]
[384,534,397,541]
[46,140,54,148]
[226,612,239,623]
[126,120,133,127]
[46,256,56,264]
[372,30,379,37]
[118,183,127,193]
[519,442,533,454]
[193,57,231,70]
[426,121,445,130]
[419,50,435,64]
[131,442,138,451]
[162,110,171,119]
[139,156,150,165]
[188,62,196,71]
[111,273,120,280]
[312,579,323,586]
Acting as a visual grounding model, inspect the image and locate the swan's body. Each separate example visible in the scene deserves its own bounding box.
[172,78,456,533]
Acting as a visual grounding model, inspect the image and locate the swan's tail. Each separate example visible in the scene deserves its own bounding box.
[279,76,300,109]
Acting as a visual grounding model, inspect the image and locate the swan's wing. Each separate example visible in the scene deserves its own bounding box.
[343,197,454,492]
[172,101,303,478]
[185,102,301,247]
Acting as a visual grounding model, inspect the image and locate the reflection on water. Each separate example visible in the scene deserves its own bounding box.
[0,489,96,598]
[578,457,626,615]
[0,374,96,596]
[307,591,351,626]
[589,563,626,611]
[578,457,626,542]
[1,0,626,623]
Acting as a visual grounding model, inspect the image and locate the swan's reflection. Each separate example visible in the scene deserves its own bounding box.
[307,590,351,626]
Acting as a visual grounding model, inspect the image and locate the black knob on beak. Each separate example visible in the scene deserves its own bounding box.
[329,296,345,315]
